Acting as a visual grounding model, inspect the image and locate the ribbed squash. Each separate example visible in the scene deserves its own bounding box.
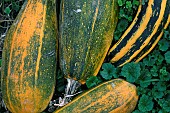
[108,0,170,67]
[59,0,119,84]
[54,79,138,113]
[1,0,57,113]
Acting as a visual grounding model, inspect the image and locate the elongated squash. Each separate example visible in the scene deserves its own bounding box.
[54,79,138,113]
[59,0,119,85]
[1,0,57,113]
[107,0,170,67]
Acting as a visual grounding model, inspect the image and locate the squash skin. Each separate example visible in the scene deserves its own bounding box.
[1,0,57,113]
[108,0,170,67]
[135,1,170,62]
[54,79,138,113]
[59,0,119,84]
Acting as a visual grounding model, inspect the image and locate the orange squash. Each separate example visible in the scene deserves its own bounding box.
[54,79,138,113]
[1,0,57,113]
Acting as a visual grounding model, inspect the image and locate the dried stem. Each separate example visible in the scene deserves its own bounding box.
[54,78,81,107]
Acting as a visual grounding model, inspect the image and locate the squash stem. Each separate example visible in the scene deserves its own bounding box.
[54,78,81,107]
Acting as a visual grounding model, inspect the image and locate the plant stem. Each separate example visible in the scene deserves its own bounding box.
[142,79,160,83]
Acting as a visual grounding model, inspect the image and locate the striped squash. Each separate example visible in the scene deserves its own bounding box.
[54,79,138,113]
[59,0,119,84]
[1,0,57,113]
[107,0,170,67]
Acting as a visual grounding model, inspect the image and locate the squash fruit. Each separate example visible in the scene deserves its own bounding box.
[1,0,57,113]
[107,0,170,67]
[58,0,119,105]
[54,79,138,113]
[59,0,119,84]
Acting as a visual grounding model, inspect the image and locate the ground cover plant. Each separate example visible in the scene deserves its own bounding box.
[0,0,169,112]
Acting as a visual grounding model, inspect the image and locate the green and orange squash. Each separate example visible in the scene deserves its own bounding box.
[54,79,138,113]
[59,0,119,84]
[108,0,170,67]
[1,0,57,113]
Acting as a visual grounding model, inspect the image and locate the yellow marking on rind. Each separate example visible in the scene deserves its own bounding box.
[35,3,46,86]
[55,79,119,112]
[119,0,167,67]
[54,79,138,113]
[6,1,30,112]
[135,15,170,62]
[91,0,100,33]
[77,83,129,112]
[108,0,142,53]
[110,0,154,63]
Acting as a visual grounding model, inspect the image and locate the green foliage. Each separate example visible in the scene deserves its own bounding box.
[121,62,141,83]
[0,0,25,50]
[158,39,169,51]
[2,0,22,15]
[113,0,139,41]
[164,51,170,64]
[141,0,148,5]
[86,25,170,113]
[4,7,11,15]
[86,76,100,89]
[159,66,170,81]
[100,63,117,80]
[158,99,170,112]
[163,29,170,41]
[138,94,154,112]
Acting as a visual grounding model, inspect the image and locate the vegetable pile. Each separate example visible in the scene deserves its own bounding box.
[0,0,170,113]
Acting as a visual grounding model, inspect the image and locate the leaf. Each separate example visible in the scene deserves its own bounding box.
[162,100,170,112]
[117,19,129,32]
[142,56,156,66]
[158,39,169,52]
[100,63,117,80]
[151,87,165,99]
[114,30,122,40]
[12,2,20,12]
[164,51,170,64]
[137,86,149,95]
[4,0,10,2]
[4,7,11,15]
[119,8,126,19]
[154,82,167,92]
[142,0,148,5]
[150,66,158,77]
[132,110,145,113]
[86,76,99,88]
[132,0,140,7]
[163,29,170,41]
[138,94,154,112]
[118,0,123,6]
[126,1,132,9]
[138,69,152,88]
[121,62,141,83]
[158,99,170,112]
[159,66,170,81]
[156,54,164,66]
